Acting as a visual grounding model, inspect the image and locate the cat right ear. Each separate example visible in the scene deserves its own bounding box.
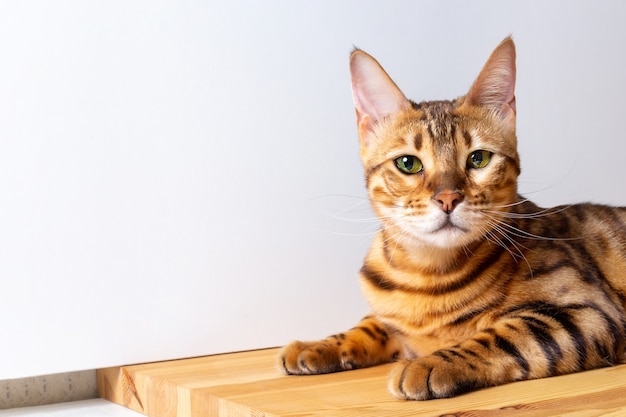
[464,37,517,124]
[350,49,411,146]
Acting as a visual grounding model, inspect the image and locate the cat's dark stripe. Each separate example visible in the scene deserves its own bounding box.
[505,323,519,332]
[449,123,456,142]
[451,306,491,325]
[521,259,573,281]
[566,242,607,286]
[426,123,434,141]
[494,335,530,377]
[414,133,423,150]
[476,337,491,349]
[570,204,588,223]
[522,318,562,375]
[381,238,398,268]
[360,263,398,291]
[462,348,481,358]
[594,340,612,366]
[586,303,623,362]
[447,349,467,359]
[463,130,472,147]
[601,206,626,237]
[353,325,377,341]
[426,243,507,295]
[451,292,507,325]
[372,323,390,345]
[371,322,386,335]
[520,315,554,336]
[434,350,454,363]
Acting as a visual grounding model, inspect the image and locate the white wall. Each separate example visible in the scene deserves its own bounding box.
[1,0,625,379]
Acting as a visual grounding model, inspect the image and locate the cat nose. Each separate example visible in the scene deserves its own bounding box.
[433,190,464,214]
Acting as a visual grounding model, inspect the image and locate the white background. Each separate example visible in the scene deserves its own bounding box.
[1,0,625,379]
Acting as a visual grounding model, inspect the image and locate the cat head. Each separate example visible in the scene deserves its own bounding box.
[350,37,520,249]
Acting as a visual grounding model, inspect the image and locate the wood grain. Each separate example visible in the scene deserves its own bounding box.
[98,348,626,417]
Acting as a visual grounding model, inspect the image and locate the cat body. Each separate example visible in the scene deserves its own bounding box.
[278,38,626,400]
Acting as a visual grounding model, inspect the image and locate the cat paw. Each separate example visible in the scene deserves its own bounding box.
[388,356,479,400]
[277,338,369,375]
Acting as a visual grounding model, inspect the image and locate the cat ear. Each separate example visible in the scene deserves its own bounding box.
[350,49,411,145]
[465,37,517,122]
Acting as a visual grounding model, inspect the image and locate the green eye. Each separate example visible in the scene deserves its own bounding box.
[395,155,423,174]
[467,150,492,169]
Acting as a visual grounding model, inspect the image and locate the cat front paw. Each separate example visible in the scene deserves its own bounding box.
[277,338,369,375]
[388,356,481,400]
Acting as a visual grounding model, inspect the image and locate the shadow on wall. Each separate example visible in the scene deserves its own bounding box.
[0,371,97,409]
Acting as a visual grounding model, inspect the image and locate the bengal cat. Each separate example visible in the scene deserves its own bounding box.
[278,37,626,400]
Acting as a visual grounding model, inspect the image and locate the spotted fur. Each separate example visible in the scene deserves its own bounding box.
[278,37,626,400]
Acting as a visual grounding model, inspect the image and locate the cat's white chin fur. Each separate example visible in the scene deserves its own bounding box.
[392,221,479,251]
[426,226,475,249]
[399,221,472,249]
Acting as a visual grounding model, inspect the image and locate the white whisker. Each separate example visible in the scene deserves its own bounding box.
[482,220,533,277]
[483,212,581,242]
[484,204,573,220]
[490,198,532,209]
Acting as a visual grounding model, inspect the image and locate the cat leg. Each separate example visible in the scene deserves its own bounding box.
[388,303,623,400]
[278,315,402,375]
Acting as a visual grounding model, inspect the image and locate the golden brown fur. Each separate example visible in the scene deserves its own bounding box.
[278,37,626,400]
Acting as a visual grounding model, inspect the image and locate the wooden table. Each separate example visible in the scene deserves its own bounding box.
[97,348,626,417]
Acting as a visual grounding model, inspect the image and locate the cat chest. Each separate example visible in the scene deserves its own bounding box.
[360,269,499,322]
[360,273,504,356]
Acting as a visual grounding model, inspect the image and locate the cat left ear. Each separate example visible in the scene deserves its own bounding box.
[350,49,411,146]
[465,37,517,123]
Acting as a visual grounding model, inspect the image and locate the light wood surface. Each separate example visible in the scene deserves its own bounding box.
[97,348,626,417]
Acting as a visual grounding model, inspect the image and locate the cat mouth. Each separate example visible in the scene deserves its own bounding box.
[432,218,467,234]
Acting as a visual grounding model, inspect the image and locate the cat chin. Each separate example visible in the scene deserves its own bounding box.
[397,226,477,251]
[415,215,478,249]
[422,229,477,249]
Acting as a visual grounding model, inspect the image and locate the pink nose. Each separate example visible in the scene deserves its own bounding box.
[434,190,463,214]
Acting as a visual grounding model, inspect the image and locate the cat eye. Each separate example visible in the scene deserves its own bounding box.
[467,150,492,169]
[395,155,423,174]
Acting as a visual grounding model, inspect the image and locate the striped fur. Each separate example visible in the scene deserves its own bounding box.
[277,37,626,400]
